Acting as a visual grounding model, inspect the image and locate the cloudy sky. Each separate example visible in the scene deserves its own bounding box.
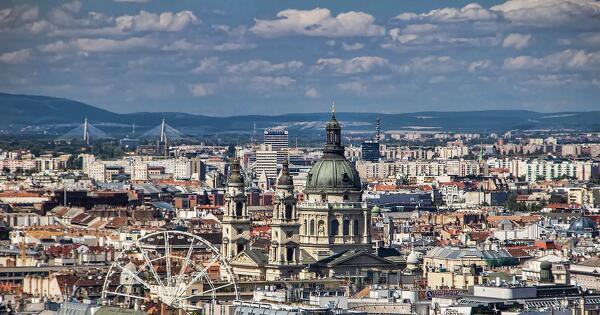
[0,0,598,116]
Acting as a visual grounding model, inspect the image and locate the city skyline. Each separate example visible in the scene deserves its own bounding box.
[0,0,598,115]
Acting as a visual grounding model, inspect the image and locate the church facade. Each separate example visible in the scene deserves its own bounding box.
[225,108,395,281]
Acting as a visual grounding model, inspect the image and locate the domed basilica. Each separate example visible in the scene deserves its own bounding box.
[223,106,395,281]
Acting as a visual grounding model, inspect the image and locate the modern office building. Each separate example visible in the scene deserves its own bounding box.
[255,150,278,179]
[264,128,289,152]
[361,141,380,162]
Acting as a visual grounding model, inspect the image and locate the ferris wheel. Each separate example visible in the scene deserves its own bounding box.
[102,230,239,311]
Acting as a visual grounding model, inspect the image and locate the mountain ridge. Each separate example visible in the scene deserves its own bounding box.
[1,92,599,134]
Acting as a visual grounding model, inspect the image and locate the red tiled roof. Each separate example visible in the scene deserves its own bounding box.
[507,248,531,259]
[373,184,398,192]
[439,182,466,188]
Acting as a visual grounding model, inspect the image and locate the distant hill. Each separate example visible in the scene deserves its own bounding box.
[1,92,599,135]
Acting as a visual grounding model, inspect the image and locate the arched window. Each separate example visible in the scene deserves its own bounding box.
[286,247,294,262]
[331,220,339,236]
[235,202,243,216]
[343,219,350,236]
[237,243,244,254]
[304,219,308,235]
[354,219,360,236]
[285,204,293,219]
[310,220,315,235]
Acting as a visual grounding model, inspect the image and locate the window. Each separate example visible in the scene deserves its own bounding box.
[235,202,243,216]
[310,220,315,235]
[237,243,244,253]
[354,219,360,236]
[343,219,350,236]
[285,204,293,219]
[331,220,339,236]
[286,248,294,262]
[304,219,308,234]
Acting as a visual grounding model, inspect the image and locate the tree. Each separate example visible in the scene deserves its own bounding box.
[66,156,83,170]
[226,144,236,158]
[1,167,9,174]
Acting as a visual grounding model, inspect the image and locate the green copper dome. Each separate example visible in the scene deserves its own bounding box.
[304,106,362,194]
[305,154,361,193]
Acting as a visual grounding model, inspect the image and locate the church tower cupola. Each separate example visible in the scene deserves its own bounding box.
[324,102,344,156]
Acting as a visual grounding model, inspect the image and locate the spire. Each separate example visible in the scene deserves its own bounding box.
[331,101,336,119]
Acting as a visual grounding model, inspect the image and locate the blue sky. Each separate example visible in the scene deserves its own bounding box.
[0,0,598,116]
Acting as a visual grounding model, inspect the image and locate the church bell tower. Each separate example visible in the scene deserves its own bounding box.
[266,159,303,280]
[221,158,251,260]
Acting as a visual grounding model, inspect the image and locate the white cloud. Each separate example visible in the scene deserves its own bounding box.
[251,8,385,37]
[189,83,216,96]
[213,42,256,51]
[25,20,55,34]
[503,49,600,71]
[38,40,70,53]
[394,3,498,23]
[0,4,39,27]
[395,55,462,73]
[468,59,491,72]
[73,36,157,52]
[491,0,600,28]
[388,28,418,44]
[19,6,39,22]
[305,87,319,98]
[315,56,387,74]
[0,49,32,64]
[386,26,500,48]
[251,76,295,87]
[62,1,82,14]
[193,57,224,73]
[342,42,364,51]
[502,33,532,50]
[116,10,199,32]
[226,60,303,74]
[403,23,437,33]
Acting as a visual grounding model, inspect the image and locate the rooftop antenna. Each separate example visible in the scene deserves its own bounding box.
[83,118,89,146]
[375,116,381,142]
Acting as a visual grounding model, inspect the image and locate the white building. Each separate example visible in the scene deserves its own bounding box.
[255,150,278,179]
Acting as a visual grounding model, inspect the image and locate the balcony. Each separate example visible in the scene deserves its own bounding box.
[297,201,366,210]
